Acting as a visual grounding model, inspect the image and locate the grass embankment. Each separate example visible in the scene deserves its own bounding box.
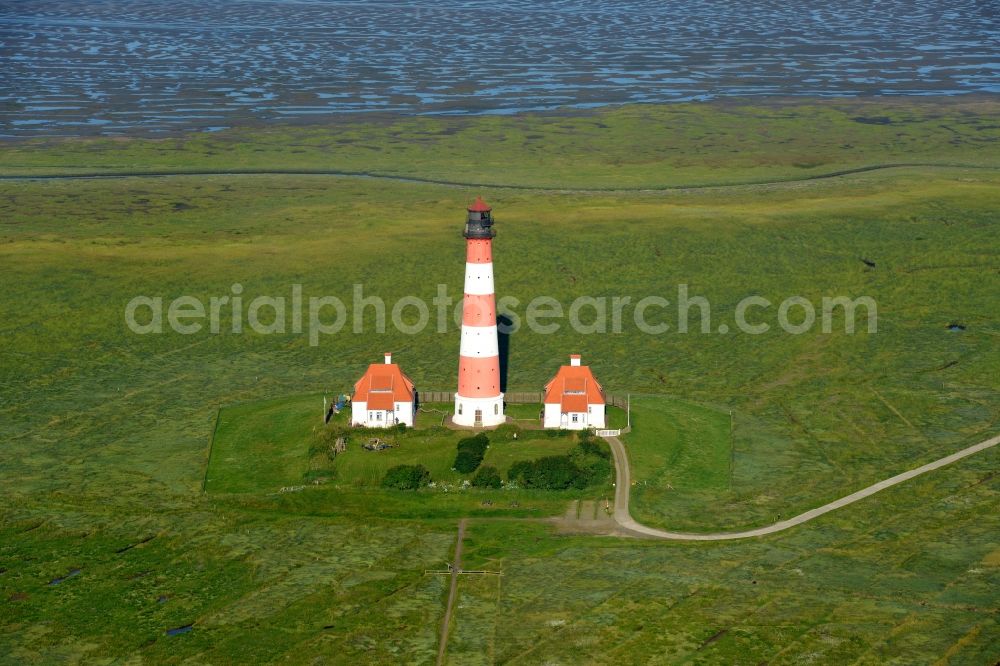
[208,394,324,493]
[206,394,598,497]
[2,98,998,188]
[2,100,999,661]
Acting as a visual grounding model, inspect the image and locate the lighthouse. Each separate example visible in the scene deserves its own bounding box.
[453,196,505,427]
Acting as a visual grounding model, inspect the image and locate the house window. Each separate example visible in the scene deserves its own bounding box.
[571,414,579,423]
[376,411,382,421]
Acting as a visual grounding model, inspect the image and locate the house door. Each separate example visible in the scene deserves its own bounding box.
[474,409,483,426]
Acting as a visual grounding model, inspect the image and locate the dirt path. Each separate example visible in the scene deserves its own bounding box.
[0,162,995,193]
[604,433,1000,541]
[436,518,467,666]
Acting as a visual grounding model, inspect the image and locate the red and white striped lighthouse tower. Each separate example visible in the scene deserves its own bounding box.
[454,196,505,427]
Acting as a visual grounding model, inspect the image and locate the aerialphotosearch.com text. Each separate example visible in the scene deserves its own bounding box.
[124,283,877,346]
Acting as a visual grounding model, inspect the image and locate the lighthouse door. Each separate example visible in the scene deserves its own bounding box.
[474,409,483,426]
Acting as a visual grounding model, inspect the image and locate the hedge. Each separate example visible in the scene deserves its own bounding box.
[453,433,489,474]
[381,464,431,490]
[506,440,611,490]
[471,465,502,489]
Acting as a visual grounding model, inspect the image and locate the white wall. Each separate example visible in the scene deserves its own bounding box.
[395,401,415,427]
[542,403,562,428]
[351,401,415,427]
[453,394,505,427]
[351,401,367,426]
[542,403,605,429]
[587,403,606,429]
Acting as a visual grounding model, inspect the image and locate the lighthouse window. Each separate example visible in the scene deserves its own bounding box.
[494,404,499,415]
[458,403,463,415]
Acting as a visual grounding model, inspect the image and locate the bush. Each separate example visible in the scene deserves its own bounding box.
[453,433,489,473]
[493,424,522,440]
[528,455,586,489]
[507,460,533,484]
[505,441,612,490]
[381,464,430,490]
[573,437,609,460]
[457,433,489,452]
[570,442,612,487]
[471,465,502,489]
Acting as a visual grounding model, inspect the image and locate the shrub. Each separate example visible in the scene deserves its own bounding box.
[573,437,609,460]
[570,442,612,487]
[458,433,489,452]
[493,424,522,440]
[507,460,533,484]
[453,433,489,473]
[381,464,430,490]
[527,455,585,489]
[471,465,502,489]
[505,441,612,490]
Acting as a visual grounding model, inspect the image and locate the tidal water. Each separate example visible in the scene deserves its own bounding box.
[1,0,997,137]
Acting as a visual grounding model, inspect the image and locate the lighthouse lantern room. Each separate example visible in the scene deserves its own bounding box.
[454,197,505,427]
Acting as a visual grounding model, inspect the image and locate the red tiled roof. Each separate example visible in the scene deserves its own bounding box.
[353,360,415,407]
[367,392,395,411]
[468,196,492,212]
[543,362,605,411]
[561,394,589,413]
[370,374,393,391]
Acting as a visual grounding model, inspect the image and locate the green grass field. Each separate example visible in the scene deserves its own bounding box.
[624,396,735,530]
[503,403,544,421]
[207,394,325,493]
[2,99,999,662]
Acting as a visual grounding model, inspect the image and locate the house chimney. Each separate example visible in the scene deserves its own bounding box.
[570,354,581,367]
[384,352,392,364]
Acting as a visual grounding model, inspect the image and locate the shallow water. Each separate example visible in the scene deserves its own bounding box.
[1,0,997,137]
[166,624,193,636]
[48,568,81,585]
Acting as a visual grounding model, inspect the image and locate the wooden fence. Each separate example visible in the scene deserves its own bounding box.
[415,391,454,404]
[417,390,629,410]
[606,394,629,410]
[414,389,631,434]
[417,390,545,404]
